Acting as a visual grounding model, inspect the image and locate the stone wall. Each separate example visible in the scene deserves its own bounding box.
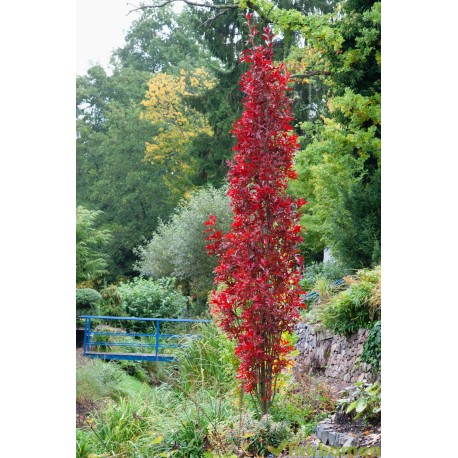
[295,322,378,385]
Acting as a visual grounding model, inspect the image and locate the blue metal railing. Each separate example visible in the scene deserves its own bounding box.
[303,278,346,303]
[80,315,210,362]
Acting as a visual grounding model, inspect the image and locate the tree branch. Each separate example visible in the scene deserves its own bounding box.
[291,70,331,79]
[196,7,235,30]
[127,0,239,15]
[127,1,273,29]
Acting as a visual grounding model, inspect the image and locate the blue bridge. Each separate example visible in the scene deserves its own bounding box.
[80,315,210,362]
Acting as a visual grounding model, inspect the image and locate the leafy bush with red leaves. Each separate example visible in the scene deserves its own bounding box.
[206,16,306,414]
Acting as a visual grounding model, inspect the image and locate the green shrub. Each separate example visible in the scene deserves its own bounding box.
[135,185,233,300]
[76,288,102,309]
[360,320,381,372]
[330,168,381,269]
[321,266,381,336]
[117,277,187,319]
[300,260,350,291]
[99,284,124,316]
[76,288,102,326]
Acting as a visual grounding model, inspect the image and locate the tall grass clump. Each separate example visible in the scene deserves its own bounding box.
[170,322,239,393]
[76,359,124,404]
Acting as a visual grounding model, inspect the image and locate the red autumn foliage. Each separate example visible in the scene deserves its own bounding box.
[205,16,306,414]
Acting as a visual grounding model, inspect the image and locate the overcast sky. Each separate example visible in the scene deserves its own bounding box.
[76,0,141,76]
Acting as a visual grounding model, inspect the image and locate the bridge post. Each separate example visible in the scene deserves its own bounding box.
[155,320,160,360]
[83,317,91,355]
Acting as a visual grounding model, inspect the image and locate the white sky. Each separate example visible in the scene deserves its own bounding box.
[76,0,184,76]
[76,0,141,75]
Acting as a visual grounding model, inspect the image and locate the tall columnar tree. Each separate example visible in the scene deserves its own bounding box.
[206,18,306,415]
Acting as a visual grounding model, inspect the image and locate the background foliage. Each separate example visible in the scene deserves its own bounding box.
[77,0,381,280]
[76,206,111,285]
[136,186,233,304]
[117,277,188,319]
[321,266,381,336]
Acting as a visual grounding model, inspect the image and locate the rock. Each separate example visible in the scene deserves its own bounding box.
[328,431,340,447]
[321,430,329,445]
[294,322,380,385]
[316,424,324,436]
[342,436,357,447]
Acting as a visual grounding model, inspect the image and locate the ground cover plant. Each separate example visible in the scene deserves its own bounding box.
[360,320,381,372]
[336,381,381,426]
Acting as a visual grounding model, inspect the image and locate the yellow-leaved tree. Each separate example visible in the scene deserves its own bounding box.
[141,68,215,197]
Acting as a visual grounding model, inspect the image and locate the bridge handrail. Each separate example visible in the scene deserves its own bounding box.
[79,315,210,323]
[80,315,211,362]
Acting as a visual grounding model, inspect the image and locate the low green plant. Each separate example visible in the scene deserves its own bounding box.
[300,260,350,291]
[360,320,381,372]
[321,266,381,336]
[77,354,239,458]
[116,360,150,384]
[209,412,291,457]
[314,278,334,302]
[90,324,131,354]
[85,396,152,456]
[270,371,336,429]
[76,428,96,458]
[336,381,381,425]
